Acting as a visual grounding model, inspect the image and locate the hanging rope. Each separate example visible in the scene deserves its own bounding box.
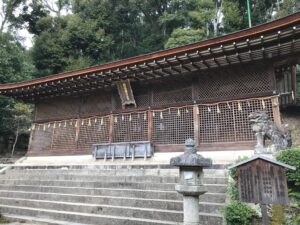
[33,95,278,130]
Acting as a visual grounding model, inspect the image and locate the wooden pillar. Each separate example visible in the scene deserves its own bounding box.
[109,114,114,143]
[272,96,281,128]
[232,103,237,142]
[261,204,269,225]
[147,110,153,142]
[50,125,55,152]
[291,65,297,104]
[193,105,200,147]
[75,119,81,151]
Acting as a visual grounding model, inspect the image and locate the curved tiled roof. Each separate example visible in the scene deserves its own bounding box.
[1,12,300,102]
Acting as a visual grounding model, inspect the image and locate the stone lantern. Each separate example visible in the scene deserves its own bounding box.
[170,139,212,225]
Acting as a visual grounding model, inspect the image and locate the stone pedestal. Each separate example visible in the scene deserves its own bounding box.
[183,196,200,225]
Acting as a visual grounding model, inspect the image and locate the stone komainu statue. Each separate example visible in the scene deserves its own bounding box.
[249,111,292,153]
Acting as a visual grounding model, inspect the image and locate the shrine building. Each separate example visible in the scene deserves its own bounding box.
[0,13,299,158]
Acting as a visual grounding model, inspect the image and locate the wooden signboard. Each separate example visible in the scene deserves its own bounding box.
[229,155,296,225]
[238,159,289,205]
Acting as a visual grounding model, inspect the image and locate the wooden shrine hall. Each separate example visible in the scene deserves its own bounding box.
[0,13,299,157]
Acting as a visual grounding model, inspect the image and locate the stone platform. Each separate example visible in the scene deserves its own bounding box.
[8,150,254,167]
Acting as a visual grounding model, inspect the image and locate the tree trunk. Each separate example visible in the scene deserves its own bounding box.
[11,123,19,157]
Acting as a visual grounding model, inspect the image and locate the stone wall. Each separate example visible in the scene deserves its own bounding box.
[281,107,300,147]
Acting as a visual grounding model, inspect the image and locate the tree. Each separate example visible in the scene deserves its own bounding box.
[31,16,70,76]
[165,27,205,48]
[0,32,33,153]
[9,103,32,156]
[222,0,243,33]
[42,0,70,17]
[0,33,32,83]
[273,0,300,19]
[17,0,49,35]
[162,0,222,49]
[0,0,26,33]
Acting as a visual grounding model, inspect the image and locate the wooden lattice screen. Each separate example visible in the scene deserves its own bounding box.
[29,96,278,154]
[51,120,77,152]
[197,65,273,101]
[152,106,194,144]
[199,98,273,143]
[77,116,110,152]
[152,83,193,106]
[112,112,148,143]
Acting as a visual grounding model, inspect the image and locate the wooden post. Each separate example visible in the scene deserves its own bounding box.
[272,96,281,128]
[147,110,153,142]
[261,204,269,225]
[50,125,55,152]
[109,114,114,143]
[193,105,200,147]
[291,65,297,104]
[232,102,237,142]
[75,119,81,151]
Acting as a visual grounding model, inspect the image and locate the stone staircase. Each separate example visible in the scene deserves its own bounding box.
[0,165,228,225]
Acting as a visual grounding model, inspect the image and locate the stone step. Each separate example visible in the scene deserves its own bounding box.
[0,167,227,224]
[0,204,223,225]
[2,174,227,184]
[0,197,223,223]
[0,179,227,193]
[0,190,224,214]
[4,168,228,178]
[3,214,86,225]
[0,197,182,222]
[0,185,226,203]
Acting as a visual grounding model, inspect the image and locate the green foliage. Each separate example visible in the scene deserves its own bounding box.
[19,0,300,78]
[228,180,239,201]
[164,28,205,49]
[222,0,243,33]
[276,148,300,199]
[229,156,249,180]
[270,205,285,225]
[273,0,300,20]
[224,202,258,225]
[0,33,32,83]
[0,33,33,153]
